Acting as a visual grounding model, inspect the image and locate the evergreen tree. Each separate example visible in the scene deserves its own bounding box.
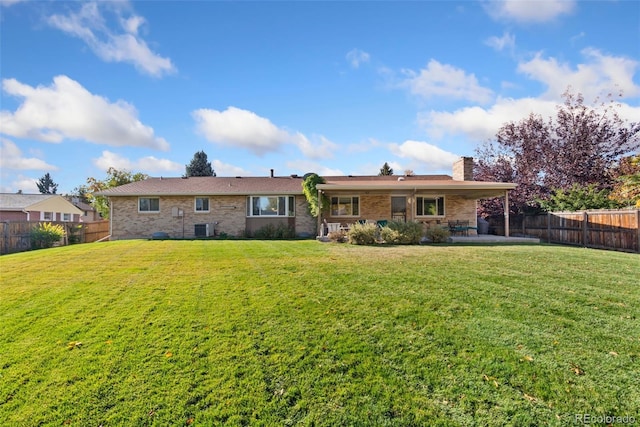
[185,151,215,177]
[379,162,394,176]
[37,173,58,194]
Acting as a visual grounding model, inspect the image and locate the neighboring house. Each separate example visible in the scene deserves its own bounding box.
[0,193,84,222]
[97,157,518,240]
[67,197,103,222]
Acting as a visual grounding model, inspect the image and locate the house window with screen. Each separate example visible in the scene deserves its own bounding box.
[416,196,445,217]
[139,197,160,212]
[62,213,71,221]
[330,196,359,216]
[42,211,53,221]
[246,196,295,217]
[195,197,210,212]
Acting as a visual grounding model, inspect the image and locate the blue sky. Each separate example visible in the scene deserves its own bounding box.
[1,0,639,194]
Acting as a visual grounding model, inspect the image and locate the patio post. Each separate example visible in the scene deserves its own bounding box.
[317,188,322,237]
[504,190,510,237]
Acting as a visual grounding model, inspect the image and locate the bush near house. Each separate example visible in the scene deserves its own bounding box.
[347,222,378,245]
[252,223,296,239]
[30,222,65,249]
[380,220,423,244]
[425,226,450,243]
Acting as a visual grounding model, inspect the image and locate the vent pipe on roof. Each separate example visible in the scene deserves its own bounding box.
[270,169,274,178]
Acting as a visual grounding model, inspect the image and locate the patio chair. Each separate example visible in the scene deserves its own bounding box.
[327,223,341,233]
[376,219,388,228]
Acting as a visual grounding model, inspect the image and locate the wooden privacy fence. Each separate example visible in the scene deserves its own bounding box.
[0,221,110,255]
[509,209,640,253]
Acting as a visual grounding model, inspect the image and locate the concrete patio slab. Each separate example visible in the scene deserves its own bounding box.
[449,235,541,244]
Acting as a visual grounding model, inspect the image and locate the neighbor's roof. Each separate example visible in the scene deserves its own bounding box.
[0,193,84,214]
[96,176,307,197]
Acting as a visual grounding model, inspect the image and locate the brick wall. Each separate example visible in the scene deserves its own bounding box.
[110,195,316,239]
[322,192,477,235]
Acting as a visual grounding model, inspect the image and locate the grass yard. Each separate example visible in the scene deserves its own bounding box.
[0,240,638,426]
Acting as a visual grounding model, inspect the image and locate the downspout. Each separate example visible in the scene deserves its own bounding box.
[109,198,113,238]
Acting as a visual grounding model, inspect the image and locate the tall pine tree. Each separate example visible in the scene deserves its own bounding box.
[37,173,58,194]
[378,162,394,176]
[185,151,216,177]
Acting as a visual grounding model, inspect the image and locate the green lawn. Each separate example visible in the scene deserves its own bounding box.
[1,240,638,426]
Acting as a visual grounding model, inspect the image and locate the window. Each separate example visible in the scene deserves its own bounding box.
[246,196,295,217]
[62,213,71,221]
[416,196,445,217]
[42,211,53,221]
[195,197,210,212]
[139,197,160,212]
[330,196,359,216]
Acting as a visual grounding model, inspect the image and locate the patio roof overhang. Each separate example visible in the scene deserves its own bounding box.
[316,180,517,199]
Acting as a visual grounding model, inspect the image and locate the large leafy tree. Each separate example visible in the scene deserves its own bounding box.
[609,155,640,207]
[185,151,215,177]
[476,89,640,215]
[84,167,148,219]
[378,162,394,176]
[37,173,58,194]
[302,173,327,217]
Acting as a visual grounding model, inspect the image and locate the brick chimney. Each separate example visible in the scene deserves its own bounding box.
[453,157,474,181]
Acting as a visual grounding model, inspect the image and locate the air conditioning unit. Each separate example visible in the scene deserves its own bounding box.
[194,223,211,237]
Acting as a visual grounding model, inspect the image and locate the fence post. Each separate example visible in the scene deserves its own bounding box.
[582,211,588,247]
[547,212,551,243]
[636,209,640,253]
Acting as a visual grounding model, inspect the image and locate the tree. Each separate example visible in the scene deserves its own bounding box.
[185,151,215,177]
[379,162,394,176]
[539,183,621,212]
[86,167,148,219]
[37,173,58,194]
[475,88,640,216]
[609,155,640,207]
[302,173,327,217]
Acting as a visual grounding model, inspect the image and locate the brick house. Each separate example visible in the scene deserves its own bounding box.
[98,157,516,240]
[317,158,516,236]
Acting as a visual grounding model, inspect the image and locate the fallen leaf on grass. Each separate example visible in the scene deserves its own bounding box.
[609,351,618,356]
[67,341,82,350]
[524,393,537,402]
[165,351,173,358]
[570,363,585,375]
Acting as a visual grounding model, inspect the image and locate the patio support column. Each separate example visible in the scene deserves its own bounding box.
[504,190,510,237]
[317,188,322,237]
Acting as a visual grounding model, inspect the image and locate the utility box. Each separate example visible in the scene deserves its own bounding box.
[194,223,211,237]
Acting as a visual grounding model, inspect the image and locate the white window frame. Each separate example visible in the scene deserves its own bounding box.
[415,195,445,217]
[41,211,53,221]
[246,196,295,217]
[194,197,210,213]
[62,213,71,222]
[330,196,360,217]
[138,197,160,213]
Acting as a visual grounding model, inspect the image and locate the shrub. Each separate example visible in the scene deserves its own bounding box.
[253,223,296,239]
[30,222,66,249]
[348,223,378,245]
[381,220,423,244]
[327,230,348,243]
[67,224,83,244]
[425,226,450,243]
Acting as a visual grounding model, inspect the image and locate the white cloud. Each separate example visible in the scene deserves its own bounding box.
[485,31,515,52]
[293,133,338,160]
[484,0,576,23]
[0,174,39,194]
[388,140,460,170]
[0,138,58,171]
[346,49,370,69]
[0,75,169,151]
[193,107,289,155]
[211,159,252,176]
[285,159,344,176]
[418,49,640,144]
[47,2,175,77]
[518,49,640,101]
[0,0,27,7]
[93,151,182,173]
[193,106,336,159]
[400,59,494,104]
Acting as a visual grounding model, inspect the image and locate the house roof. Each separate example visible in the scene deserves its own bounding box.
[96,176,307,197]
[0,193,84,214]
[317,175,517,199]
